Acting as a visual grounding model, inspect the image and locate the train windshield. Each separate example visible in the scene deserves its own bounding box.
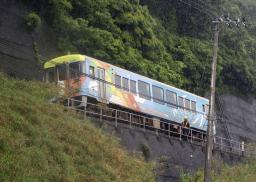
[69,62,80,79]
[57,64,66,81]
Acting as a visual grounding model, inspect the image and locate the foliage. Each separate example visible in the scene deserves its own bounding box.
[24,12,41,31]
[0,73,155,182]
[140,142,150,161]
[181,158,256,182]
[33,41,42,65]
[24,0,256,96]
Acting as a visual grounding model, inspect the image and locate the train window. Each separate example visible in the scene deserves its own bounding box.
[115,74,121,88]
[178,96,185,109]
[138,80,151,100]
[130,80,136,94]
[46,68,55,83]
[152,85,164,104]
[89,66,95,77]
[191,101,196,112]
[69,62,80,79]
[122,77,129,91]
[57,64,66,81]
[166,90,177,107]
[185,99,190,111]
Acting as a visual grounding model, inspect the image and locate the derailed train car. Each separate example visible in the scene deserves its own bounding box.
[44,54,209,133]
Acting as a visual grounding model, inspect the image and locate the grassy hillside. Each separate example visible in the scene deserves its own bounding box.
[182,158,256,182]
[0,73,155,182]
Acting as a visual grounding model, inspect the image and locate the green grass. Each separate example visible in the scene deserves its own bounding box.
[0,74,155,182]
[182,158,256,182]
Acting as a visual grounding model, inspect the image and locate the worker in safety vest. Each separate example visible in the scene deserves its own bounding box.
[182,116,190,128]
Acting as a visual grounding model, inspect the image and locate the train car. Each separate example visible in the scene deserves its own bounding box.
[44,54,209,132]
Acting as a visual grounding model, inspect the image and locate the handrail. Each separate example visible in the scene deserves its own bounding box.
[67,98,205,141]
[65,98,254,157]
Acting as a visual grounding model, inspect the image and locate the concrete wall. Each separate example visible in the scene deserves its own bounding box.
[94,93,256,181]
[84,94,256,182]
[216,94,256,143]
[0,0,59,79]
[91,118,243,182]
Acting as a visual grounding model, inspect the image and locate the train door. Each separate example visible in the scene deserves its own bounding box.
[54,64,66,95]
[97,67,106,102]
[56,64,66,86]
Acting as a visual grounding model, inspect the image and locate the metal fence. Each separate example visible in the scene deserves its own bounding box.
[63,98,256,157]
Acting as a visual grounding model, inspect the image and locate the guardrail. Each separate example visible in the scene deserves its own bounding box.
[65,98,255,157]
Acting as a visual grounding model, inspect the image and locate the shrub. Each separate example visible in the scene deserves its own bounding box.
[140,142,150,161]
[24,12,41,31]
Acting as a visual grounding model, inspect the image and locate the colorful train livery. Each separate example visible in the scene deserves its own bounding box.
[44,54,209,132]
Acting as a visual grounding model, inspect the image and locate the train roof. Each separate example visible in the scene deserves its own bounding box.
[44,54,85,69]
[44,54,209,102]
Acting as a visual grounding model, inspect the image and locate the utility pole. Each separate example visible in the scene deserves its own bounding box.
[204,15,246,182]
[204,21,219,182]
